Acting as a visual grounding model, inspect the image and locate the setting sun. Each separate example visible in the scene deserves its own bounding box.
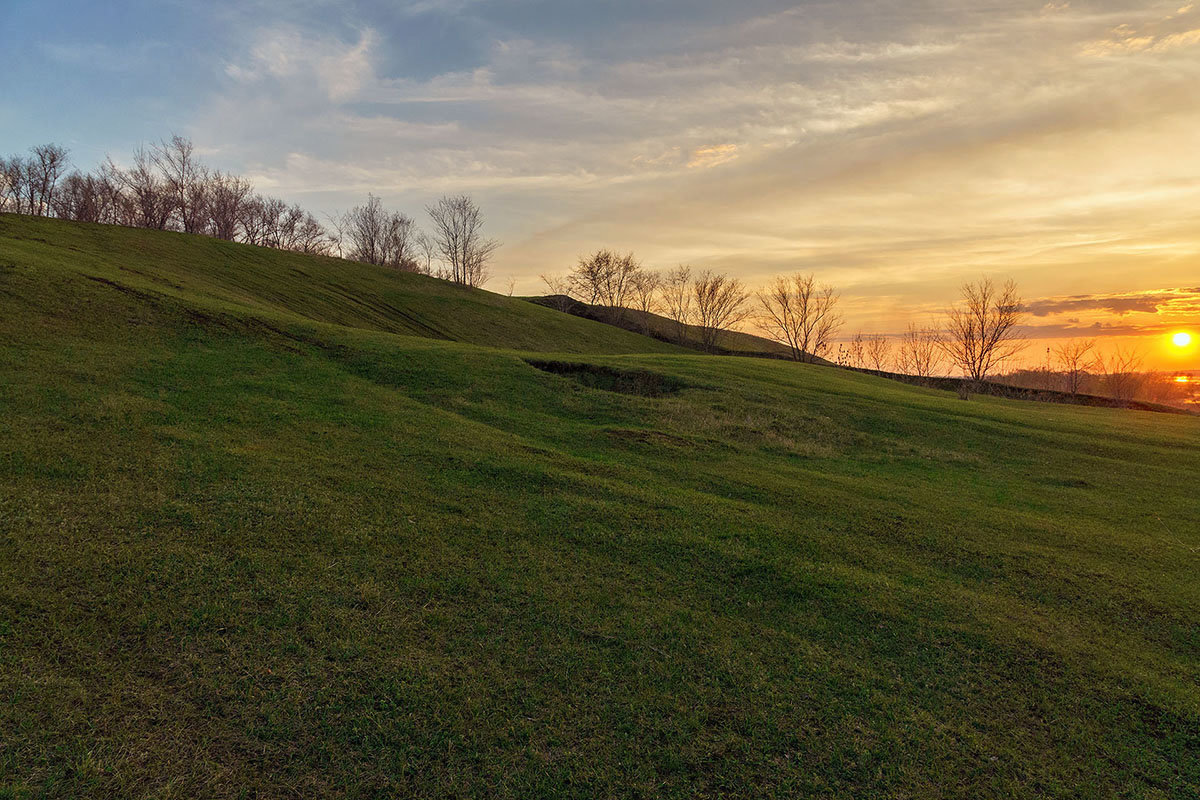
[1172,332,1193,348]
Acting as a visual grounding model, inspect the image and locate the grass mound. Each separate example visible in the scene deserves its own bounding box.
[1,215,1198,798]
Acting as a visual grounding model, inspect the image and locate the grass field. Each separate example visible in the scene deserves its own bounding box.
[1,215,1198,798]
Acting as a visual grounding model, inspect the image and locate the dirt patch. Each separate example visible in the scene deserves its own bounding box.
[525,360,687,397]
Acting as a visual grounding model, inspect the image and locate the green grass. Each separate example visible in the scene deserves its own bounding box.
[1,215,1197,798]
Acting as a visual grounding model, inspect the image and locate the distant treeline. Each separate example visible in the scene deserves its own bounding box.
[0,137,497,287]
[835,332,1195,410]
[994,365,1196,410]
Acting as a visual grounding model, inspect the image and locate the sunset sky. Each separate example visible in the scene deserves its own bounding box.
[3,0,1199,368]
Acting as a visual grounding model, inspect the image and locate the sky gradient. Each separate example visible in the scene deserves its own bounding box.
[3,0,1199,368]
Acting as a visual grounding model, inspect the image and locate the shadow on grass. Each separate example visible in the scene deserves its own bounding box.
[525,359,689,398]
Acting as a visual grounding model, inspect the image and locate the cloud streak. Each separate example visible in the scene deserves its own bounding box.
[1025,289,1200,317]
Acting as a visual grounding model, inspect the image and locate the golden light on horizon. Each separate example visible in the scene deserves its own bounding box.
[1172,331,1193,348]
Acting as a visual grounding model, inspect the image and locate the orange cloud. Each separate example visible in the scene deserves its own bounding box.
[1081,10,1200,56]
[1025,288,1200,318]
[687,144,739,169]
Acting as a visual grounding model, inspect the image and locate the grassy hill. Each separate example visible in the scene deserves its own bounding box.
[1,215,1198,799]
[0,214,684,355]
[530,295,824,360]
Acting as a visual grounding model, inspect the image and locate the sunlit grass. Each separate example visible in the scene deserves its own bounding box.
[1,215,1197,798]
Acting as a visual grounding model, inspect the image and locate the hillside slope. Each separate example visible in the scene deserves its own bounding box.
[1,215,1198,799]
[0,214,683,355]
[531,294,829,360]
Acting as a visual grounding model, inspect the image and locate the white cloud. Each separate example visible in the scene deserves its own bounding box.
[225,26,377,102]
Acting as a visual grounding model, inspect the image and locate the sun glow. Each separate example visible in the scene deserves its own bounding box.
[1172,331,1193,348]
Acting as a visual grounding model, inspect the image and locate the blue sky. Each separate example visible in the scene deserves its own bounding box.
[3,0,1200,364]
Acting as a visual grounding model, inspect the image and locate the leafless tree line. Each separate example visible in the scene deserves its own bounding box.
[2,137,498,287]
[544,253,853,357]
[2,137,331,254]
[331,194,420,269]
[824,277,1031,383]
[836,332,892,371]
[538,250,1038,379]
[763,276,1028,380]
[840,306,1185,407]
[851,278,1027,384]
[543,254,759,352]
[999,339,1193,407]
[834,325,942,376]
[1052,340,1153,404]
[1,144,71,218]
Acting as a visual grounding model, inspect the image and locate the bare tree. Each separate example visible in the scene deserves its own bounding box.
[95,160,135,226]
[756,273,842,362]
[342,195,418,269]
[426,194,498,287]
[293,213,330,255]
[539,274,577,312]
[381,210,419,269]
[414,230,438,275]
[265,200,290,247]
[693,271,750,352]
[184,172,212,233]
[1054,338,1096,395]
[941,277,1026,382]
[628,269,661,334]
[18,158,39,216]
[846,332,866,368]
[865,334,892,371]
[152,135,206,233]
[107,149,174,230]
[566,253,604,304]
[661,265,693,343]
[896,324,944,378]
[0,157,20,213]
[567,249,642,319]
[595,251,639,309]
[342,194,385,264]
[259,197,293,248]
[238,194,268,245]
[1,148,58,216]
[1095,346,1145,405]
[207,172,252,241]
[324,210,347,258]
[51,171,112,223]
[27,144,70,216]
